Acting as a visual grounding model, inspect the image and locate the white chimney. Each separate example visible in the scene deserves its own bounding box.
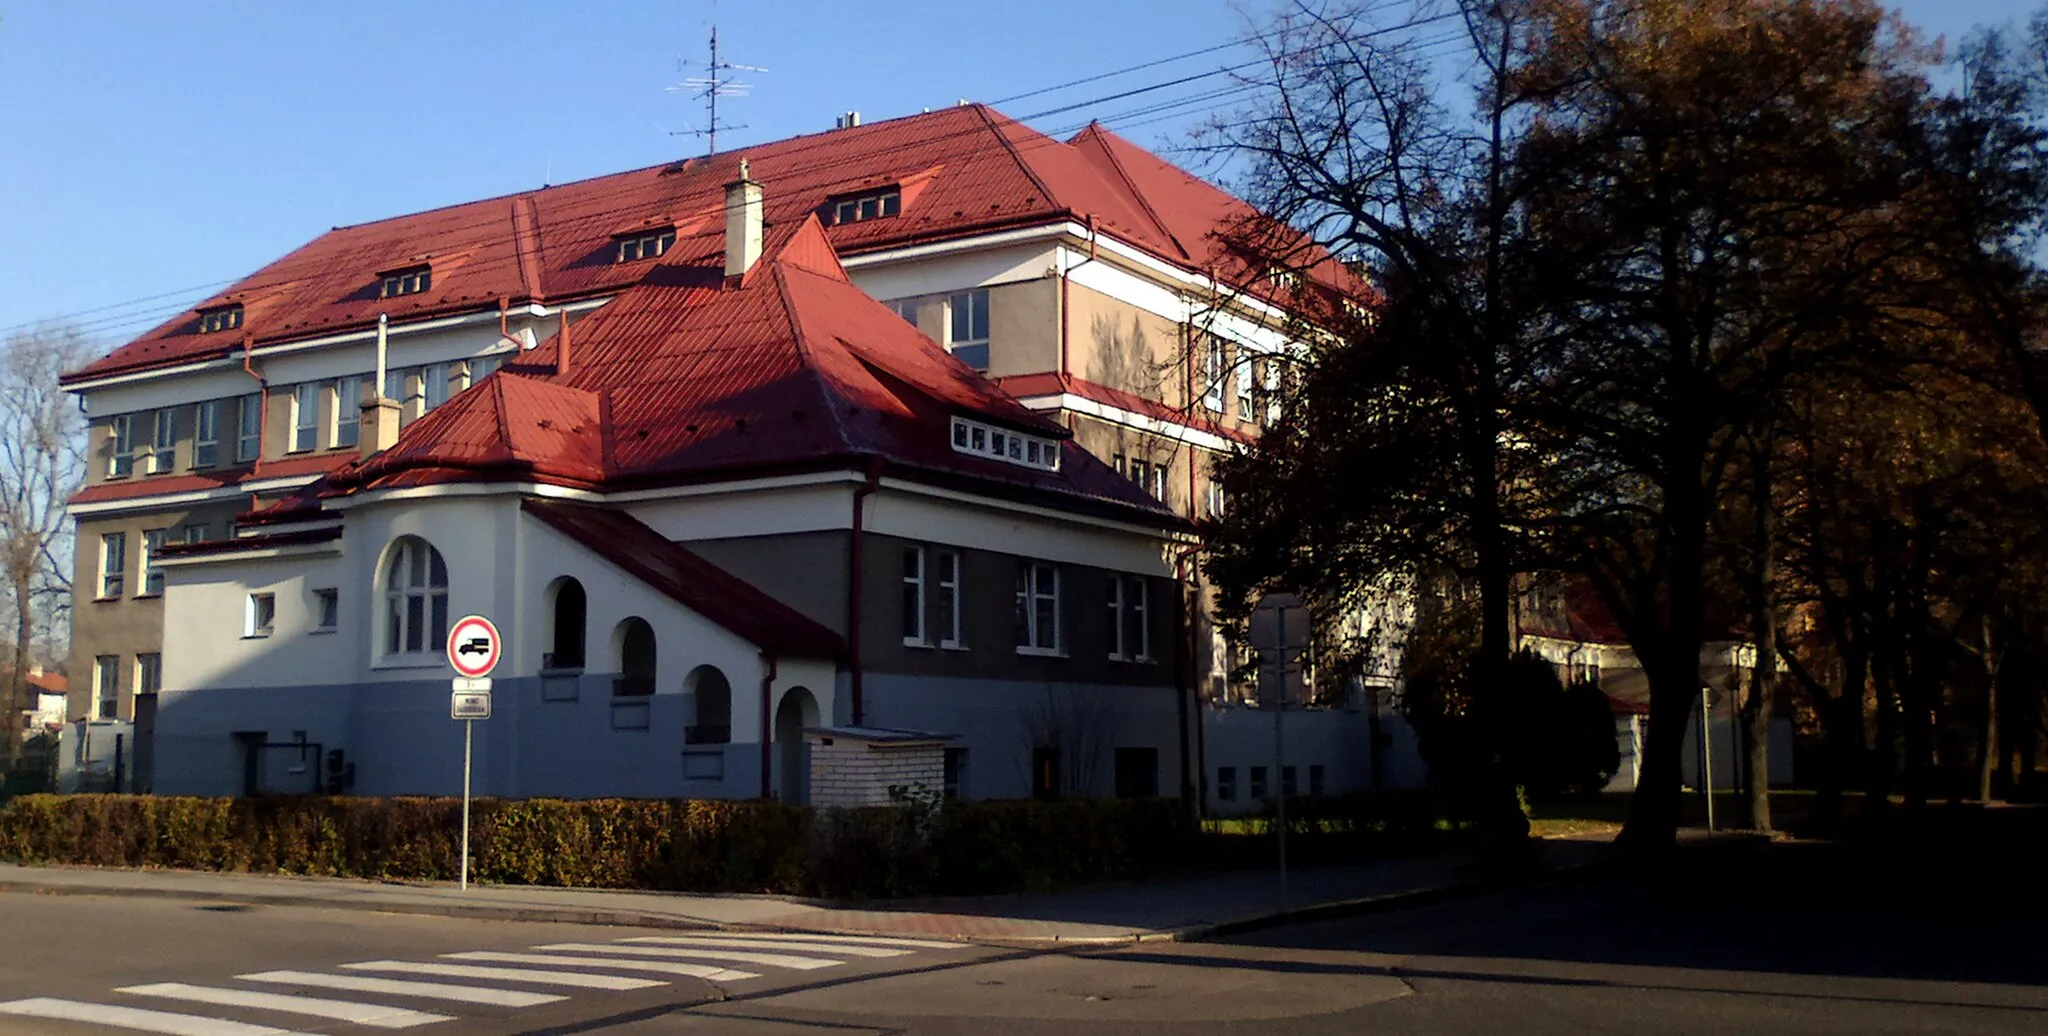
[724,157,763,279]
[835,111,861,129]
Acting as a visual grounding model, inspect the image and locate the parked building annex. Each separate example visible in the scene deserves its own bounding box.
[60,104,1364,801]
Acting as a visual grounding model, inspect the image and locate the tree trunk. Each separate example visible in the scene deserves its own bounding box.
[1745,445,1775,832]
[1978,616,2000,804]
[1620,485,1710,851]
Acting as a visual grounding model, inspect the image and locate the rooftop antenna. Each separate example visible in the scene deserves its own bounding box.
[667,26,765,157]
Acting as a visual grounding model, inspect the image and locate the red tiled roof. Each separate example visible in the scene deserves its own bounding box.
[521,499,844,660]
[67,106,1354,386]
[69,453,354,507]
[156,526,343,559]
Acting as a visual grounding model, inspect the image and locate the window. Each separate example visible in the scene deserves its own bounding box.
[1217,766,1238,803]
[468,354,505,384]
[384,368,409,407]
[1014,561,1060,654]
[1129,458,1149,492]
[1108,574,1150,661]
[193,400,221,468]
[888,298,919,325]
[935,550,962,648]
[383,537,448,656]
[1282,765,1299,798]
[98,532,126,598]
[333,377,361,448]
[1206,478,1225,518]
[1031,745,1062,799]
[1115,747,1159,798]
[687,667,732,743]
[246,592,276,637]
[943,747,968,800]
[423,363,449,411]
[93,655,118,720]
[1152,461,1168,501]
[901,546,926,646]
[1309,764,1326,796]
[946,290,990,371]
[180,523,208,545]
[380,265,431,298]
[107,415,134,478]
[949,417,1058,471]
[135,653,162,697]
[614,617,656,696]
[313,588,339,632]
[235,394,261,463]
[141,529,167,596]
[290,383,318,452]
[1202,336,1224,412]
[1264,359,1282,424]
[143,409,176,474]
[830,188,901,225]
[1236,354,1254,417]
[1250,765,1269,800]
[546,578,587,670]
[614,227,676,263]
[198,304,243,334]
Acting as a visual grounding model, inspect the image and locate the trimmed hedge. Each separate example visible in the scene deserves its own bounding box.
[0,794,1194,898]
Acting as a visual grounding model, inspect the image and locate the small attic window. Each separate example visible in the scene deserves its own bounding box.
[950,416,1059,472]
[198,304,244,334]
[615,227,676,263]
[380,265,432,298]
[830,188,901,225]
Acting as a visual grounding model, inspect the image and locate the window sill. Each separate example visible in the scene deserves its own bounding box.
[92,596,123,604]
[939,641,969,652]
[241,631,274,640]
[903,637,932,649]
[539,667,585,678]
[1015,646,1065,658]
[308,627,336,635]
[134,593,162,601]
[373,656,446,671]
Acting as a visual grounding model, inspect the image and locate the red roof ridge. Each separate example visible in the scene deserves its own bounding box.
[511,195,545,301]
[1069,122,1190,261]
[972,104,1064,219]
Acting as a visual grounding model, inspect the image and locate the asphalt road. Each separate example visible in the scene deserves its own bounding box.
[4,815,2043,1034]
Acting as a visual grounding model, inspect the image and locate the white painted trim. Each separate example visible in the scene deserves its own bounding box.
[155,539,341,567]
[878,475,1190,542]
[1016,391,1240,454]
[324,479,605,511]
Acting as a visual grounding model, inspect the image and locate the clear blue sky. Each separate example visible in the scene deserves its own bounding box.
[0,0,2030,346]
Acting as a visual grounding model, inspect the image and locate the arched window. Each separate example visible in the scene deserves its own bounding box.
[384,537,448,655]
[685,665,731,744]
[546,577,587,670]
[613,618,655,697]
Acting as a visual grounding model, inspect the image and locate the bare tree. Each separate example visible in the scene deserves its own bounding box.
[0,325,87,769]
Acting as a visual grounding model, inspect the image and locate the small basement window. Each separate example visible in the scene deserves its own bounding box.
[615,227,676,263]
[829,188,901,225]
[198,304,244,334]
[380,265,432,298]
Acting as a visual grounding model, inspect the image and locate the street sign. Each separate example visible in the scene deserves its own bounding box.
[450,689,493,720]
[446,614,501,679]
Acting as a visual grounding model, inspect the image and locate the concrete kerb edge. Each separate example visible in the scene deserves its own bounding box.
[0,878,724,931]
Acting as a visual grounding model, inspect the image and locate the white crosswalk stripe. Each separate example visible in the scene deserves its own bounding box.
[0,997,314,1036]
[692,931,967,949]
[116,983,452,1030]
[341,960,665,990]
[620,935,913,958]
[536,942,842,970]
[237,970,565,1007]
[442,951,759,982]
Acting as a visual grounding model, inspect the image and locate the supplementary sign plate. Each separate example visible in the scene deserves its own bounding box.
[451,689,492,720]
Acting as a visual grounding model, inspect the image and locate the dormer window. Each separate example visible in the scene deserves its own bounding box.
[615,227,676,263]
[950,416,1060,472]
[830,188,901,225]
[198,304,243,334]
[380,265,432,298]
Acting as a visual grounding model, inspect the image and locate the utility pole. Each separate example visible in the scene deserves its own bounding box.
[1270,600,1290,894]
[668,26,766,157]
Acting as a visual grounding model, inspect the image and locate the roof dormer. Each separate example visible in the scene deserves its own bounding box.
[379,264,432,299]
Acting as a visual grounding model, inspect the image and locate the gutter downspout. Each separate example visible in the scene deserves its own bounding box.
[760,652,778,800]
[1058,215,1099,383]
[1172,540,1206,825]
[239,333,266,481]
[847,456,883,727]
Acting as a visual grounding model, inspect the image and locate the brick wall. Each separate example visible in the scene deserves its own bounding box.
[809,736,945,807]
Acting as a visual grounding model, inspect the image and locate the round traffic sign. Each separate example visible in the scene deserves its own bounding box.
[447,615,502,678]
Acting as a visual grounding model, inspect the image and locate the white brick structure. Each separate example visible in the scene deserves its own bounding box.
[808,727,950,808]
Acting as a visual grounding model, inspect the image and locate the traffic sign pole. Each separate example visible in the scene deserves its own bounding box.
[460,717,473,891]
[445,614,501,894]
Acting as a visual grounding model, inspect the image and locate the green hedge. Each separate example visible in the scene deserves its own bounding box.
[0,794,1194,898]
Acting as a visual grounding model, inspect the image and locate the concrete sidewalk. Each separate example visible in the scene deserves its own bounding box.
[0,835,1626,945]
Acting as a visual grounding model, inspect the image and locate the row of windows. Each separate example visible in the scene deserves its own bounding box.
[899,546,1153,662]
[1198,335,1285,425]
[1214,763,1326,802]
[950,417,1061,472]
[886,288,990,372]
[97,524,212,599]
[240,586,340,639]
[107,398,260,478]
[829,188,901,226]
[89,652,160,720]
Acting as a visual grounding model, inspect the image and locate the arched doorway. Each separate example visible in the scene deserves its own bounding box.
[774,687,818,804]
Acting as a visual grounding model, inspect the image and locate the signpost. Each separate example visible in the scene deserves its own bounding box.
[446,615,501,891]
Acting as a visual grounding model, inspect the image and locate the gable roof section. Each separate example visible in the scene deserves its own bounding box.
[522,498,844,660]
[68,105,1353,385]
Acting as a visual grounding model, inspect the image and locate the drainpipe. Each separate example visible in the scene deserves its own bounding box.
[759,652,777,800]
[1058,215,1099,381]
[1172,540,1206,824]
[847,456,883,726]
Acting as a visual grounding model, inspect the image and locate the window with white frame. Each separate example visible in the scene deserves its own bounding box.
[949,417,1059,471]
[947,289,990,371]
[1207,478,1225,518]
[1107,574,1151,661]
[1236,353,1254,418]
[290,383,318,452]
[1202,335,1224,412]
[245,592,276,637]
[468,353,505,384]
[198,304,243,334]
[333,376,361,448]
[423,363,450,411]
[93,655,118,720]
[107,414,134,478]
[1014,561,1060,654]
[935,550,962,648]
[143,409,175,474]
[1152,461,1168,501]
[902,546,926,646]
[180,523,208,545]
[384,537,449,657]
[313,588,339,632]
[380,265,431,298]
[235,394,261,463]
[141,529,167,596]
[193,399,220,468]
[1264,358,1282,424]
[830,188,901,225]
[614,226,675,263]
[98,532,126,598]
[135,653,161,697]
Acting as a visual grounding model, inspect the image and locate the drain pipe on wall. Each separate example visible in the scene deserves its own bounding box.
[1172,540,1208,825]
[759,652,778,800]
[239,333,266,479]
[846,456,883,727]
[1058,214,1099,378]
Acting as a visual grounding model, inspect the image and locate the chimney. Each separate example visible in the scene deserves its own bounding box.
[724,157,763,279]
[835,111,861,129]
[361,313,400,458]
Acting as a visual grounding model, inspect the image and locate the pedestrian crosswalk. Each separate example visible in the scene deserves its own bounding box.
[0,928,966,1034]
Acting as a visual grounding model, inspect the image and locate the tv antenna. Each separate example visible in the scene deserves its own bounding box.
[667,26,765,157]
